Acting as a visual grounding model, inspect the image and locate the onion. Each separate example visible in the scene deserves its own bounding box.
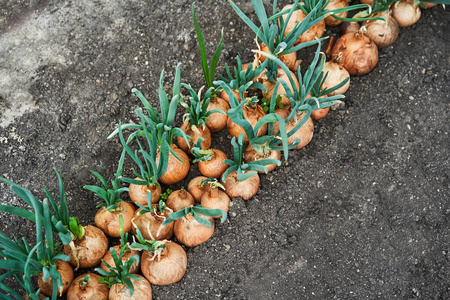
[259,43,299,71]
[67,273,109,300]
[392,0,421,27]
[311,102,330,121]
[94,201,135,237]
[129,178,161,206]
[360,0,373,4]
[243,144,281,173]
[109,274,152,300]
[331,27,379,76]
[177,121,211,153]
[132,207,174,241]
[362,10,400,49]
[174,213,215,247]
[340,22,361,35]
[140,241,187,285]
[166,189,195,212]
[325,0,349,27]
[281,4,326,45]
[157,144,190,185]
[198,149,228,179]
[222,171,260,200]
[227,103,267,143]
[38,260,74,297]
[187,176,211,203]
[100,245,141,274]
[221,89,246,104]
[287,111,315,149]
[261,67,299,108]
[204,96,230,132]
[200,185,230,216]
[321,60,350,96]
[64,225,109,269]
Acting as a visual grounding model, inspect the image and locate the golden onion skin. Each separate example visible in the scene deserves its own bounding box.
[38,260,74,297]
[67,273,109,300]
[392,0,421,27]
[362,10,400,49]
[222,171,260,201]
[331,29,379,76]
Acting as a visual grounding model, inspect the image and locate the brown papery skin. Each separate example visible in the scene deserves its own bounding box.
[100,245,141,274]
[281,4,326,45]
[174,214,215,247]
[177,121,211,153]
[109,275,152,300]
[259,43,299,71]
[198,149,228,179]
[222,171,260,201]
[360,0,373,4]
[331,30,379,76]
[221,89,247,104]
[157,144,190,185]
[166,190,195,212]
[204,96,230,132]
[67,273,109,300]
[64,225,109,269]
[201,187,230,216]
[321,61,350,96]
[38,260,74,297]
[261,67,299,108]
[392,0,421,27]
[324,0,349,27]
[129,178,161,205]
[362,10,400,49]
[306,95,330,121]
[244,144,281,173]
[132,207,174,241]
[227,104,267,143]
[340,22,361,35]
[187,176,211,203]
[141,241,187,285]
[94,201,135,237]
[286,111,314,149]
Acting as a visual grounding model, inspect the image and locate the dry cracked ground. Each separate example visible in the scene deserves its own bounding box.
[0,0,449,299]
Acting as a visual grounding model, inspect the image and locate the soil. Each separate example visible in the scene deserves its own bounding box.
[0,0,449,299]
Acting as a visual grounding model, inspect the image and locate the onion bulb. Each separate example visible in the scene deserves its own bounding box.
[222,171,260,200]
[64,225,109,270]
[109,274,152,300]
[38,260,74,297]
[260,67,299,108]
[67,273,109,300]
[187,176,211,203]
[321,60,351,96]
[362,10,400,49]
[166,189,195,212]
[140,241,187,285]
[286,111,314,149]
[132,206,174,241]
[198,148,228,179]
[200,183,230,216]
[129,178,161,206]
[259,43,300,71]
[227,102,267,143]
[94,201,135,237]
[100,245,141,274]
[331,27,379,76]
[204,96,230,132]
[243,144,281,173]
[281,4,326,45]
[177,121,211,153]
[157,144,190,185]
[340,22,361,35]
[325,0,349,27]
[392,0,421,27]
[423,2,438,8]
[174,213,215,247]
